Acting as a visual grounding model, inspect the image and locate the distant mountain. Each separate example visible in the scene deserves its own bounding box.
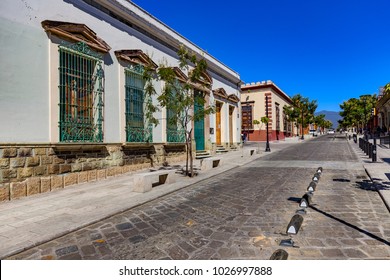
[315,110,342,128]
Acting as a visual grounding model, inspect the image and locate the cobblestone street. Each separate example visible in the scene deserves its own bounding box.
[7,136,390,260]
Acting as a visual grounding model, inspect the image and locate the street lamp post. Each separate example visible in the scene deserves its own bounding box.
[265,95,271,152]
[300,110,304,140]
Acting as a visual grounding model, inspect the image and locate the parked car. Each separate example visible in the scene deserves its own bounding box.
[327,129,335,134]
[309,129,318,136]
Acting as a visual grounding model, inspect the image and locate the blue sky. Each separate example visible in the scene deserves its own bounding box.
[132,0,390,112]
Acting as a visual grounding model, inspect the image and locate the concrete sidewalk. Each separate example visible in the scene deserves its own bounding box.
[349,137,390,212]
[0,140,302,259]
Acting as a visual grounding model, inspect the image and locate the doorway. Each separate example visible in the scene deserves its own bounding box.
[216,103,222,145]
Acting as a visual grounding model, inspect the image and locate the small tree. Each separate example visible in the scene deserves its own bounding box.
[252,119,261,141]
[313,114,325,134]
[157,45,215,177]
[260,116,270,127]
[261,116,270,141]
[252,117,269,143]
[339,94,377,133]
[253,119,261,127]
[290,94,317,139]
[283,105,299,136]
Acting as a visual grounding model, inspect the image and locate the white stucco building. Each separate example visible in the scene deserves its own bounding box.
[0,0,242,202]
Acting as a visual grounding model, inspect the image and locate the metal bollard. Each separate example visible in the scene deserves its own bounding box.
[372,138,377,162]
[368,143,372,158]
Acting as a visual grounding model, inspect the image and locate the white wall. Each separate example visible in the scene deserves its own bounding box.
[0,15,49,142]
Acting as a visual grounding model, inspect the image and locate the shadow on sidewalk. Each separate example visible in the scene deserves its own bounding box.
[309,205,390,247]
[355,179,390,191]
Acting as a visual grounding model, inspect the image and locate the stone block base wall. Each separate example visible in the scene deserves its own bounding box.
[0,143,186,203]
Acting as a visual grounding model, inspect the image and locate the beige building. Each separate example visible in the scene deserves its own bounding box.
[376,85,390,132]
[241,81,296,141]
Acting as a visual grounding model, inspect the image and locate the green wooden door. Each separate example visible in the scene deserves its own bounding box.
[194,93,205,151]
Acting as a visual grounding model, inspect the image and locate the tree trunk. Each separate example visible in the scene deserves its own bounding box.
[185,132,190,176]
[189,138,194,177]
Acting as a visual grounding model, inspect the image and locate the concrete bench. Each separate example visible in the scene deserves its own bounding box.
[132,169,176,193]
[200,157,222,171]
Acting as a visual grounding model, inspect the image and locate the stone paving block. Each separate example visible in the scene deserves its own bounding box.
[78,172,88,184]
[34,148,47,156]
[72,163,82,172]
[114,166,123,176]
[106,168,116,177]
[0,183,10,201]
[26,177,40,196]
[342,248,369,259]
[40,177,51,193]
[26,157,40,167]
[82,162,93,171]
[64,173,78,187]
[81,245,96,256]
[0,169,17,181]
[0,148,17,158]
[115,223,133,231]
[53,157,66,165]
[18,168,33,179]
[88,170,97,182]
[50,175,63,190]
[47,164,60,175]
[59,164,71,174]
[97,169,106,180]
[17,148,32,157]
[0,158,10,169]
[167,245,189,260]
[10,181,27,199]
[55,245,79,257]
[10,158,26,168]
[40,156,53,165]
[128,235,146,244]
[33,166,47,176]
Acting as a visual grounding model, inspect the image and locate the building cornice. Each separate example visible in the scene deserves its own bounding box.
[241,81,292,105]
[115,49,158,69]
[41,20,111,53]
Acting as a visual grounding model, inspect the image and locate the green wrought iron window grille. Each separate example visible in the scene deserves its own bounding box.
[166,82,185,143]
[58,41,104,142]
[125,65,152,143]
